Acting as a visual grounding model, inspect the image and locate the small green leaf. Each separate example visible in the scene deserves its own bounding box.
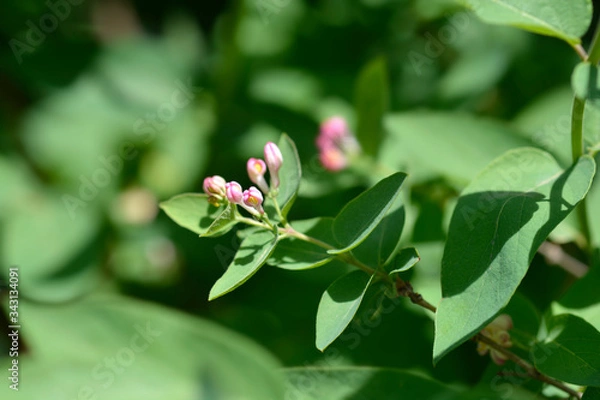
[201,203,239,237]
[572,62,600,104]
[274,133,302,218]
[434,149,596,364]
[460,0,592,45]
[328,172,407,255]
[209,230,278,300]
[386,247,420,275]
[316,270,374,351]
[355,57,389,156]
[268,218,335,270]
[351,195,405,267]
[532,314,600,386]
[583,387,600,400]
[160,193,225,235]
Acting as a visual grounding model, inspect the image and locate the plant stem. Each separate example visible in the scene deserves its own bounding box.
[574,44,588,61]
[269,193,287,226]
[475,334,582,399]
[571,97,585,161]
[288,229,582,399]
[571,86,591,250]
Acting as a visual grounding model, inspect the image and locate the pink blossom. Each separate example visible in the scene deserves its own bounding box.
[242,186,264,216]
[246,158,269,194]
[225,181,243,204]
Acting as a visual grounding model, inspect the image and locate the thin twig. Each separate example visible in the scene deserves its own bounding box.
[538,241,589,278]
[574,44,588,61]
[281,227,582,399]
[393,278,582,399]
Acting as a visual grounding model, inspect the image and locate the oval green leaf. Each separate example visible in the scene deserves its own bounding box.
[461,0,592,45]
[274,133,302,218]
[386,247,421,275]
[1,294,284,400]
[201,203,239,237]
[316,270,374,351]
[355,57,389,157]
[532,314,600,386]
[351,195,405,268]
[160,193,225,235]
[434,148,596,364]
[328,172,407,255]
[209,230,278,300]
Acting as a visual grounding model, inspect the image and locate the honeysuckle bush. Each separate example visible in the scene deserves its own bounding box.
[161,1,600,399]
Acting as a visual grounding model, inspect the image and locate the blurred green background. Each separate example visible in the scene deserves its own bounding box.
[1,0,599,399]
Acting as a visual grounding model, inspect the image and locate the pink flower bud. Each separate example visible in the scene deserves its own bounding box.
[246,158,269,194]
[316,116,360,172]
[203,175,226,197]
[242,186,264,216]
[320,116,348,141]
[225,181,243,204]
[319,146,347,172]
[264,142,283,189]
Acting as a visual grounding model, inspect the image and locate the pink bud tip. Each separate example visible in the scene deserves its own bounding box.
[320,116,348,141]
[225,181,243,204]
[264,142,283,172]
[203,175,226,197]
[243,186,264,215]
[264,142,283,190]
[246,158,269,193]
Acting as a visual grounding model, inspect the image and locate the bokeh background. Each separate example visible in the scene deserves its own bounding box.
[1,0,599,399]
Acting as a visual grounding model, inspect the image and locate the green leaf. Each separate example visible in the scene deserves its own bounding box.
[159,193,225,235]
[355,57,389,156]
[274,133,302,218]
[583,387,600,400]
[1,192,102,303]
[284,367,460,399]
[434,149,596,364]
[0,294,284,399]
[351,195,405,267]
[268,217,335,270]
[201,203,239,237]
[316,270,374,351]
[328,172,407,255]
[386,247,421,274]
[382,112,532,184]
[572,62,600,104]
[209,230,278,300]
[460,0,592,45]
[532,314,600,386]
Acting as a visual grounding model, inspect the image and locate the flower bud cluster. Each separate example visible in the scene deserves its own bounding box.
[202,142,284,218]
